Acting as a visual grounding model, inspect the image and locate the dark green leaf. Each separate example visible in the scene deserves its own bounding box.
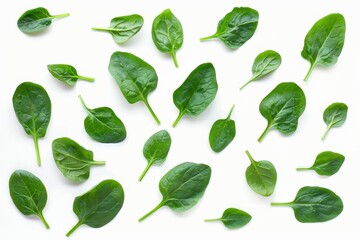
[139,130,172,181]
[152,9,183,67]
[9,170,50,228]
[66,180,124,237]
[52,137,105,182]
[322,102,348,140]
[258,82,306,142]
[302,13,346,81]
[108,51,161,125]
[172,63,218,127]
[205,208,252,229]
[12,82,51,166]
[200,7,259,49]
[138,162,211,222]
[47,64,94,86]
[271,186,343,223]
[17,7,69,33]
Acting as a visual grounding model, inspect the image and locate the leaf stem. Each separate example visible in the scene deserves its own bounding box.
[33,136,41,166]
[91,161,106,165]
[91,27,127,32]
[138,201,165,222]
[138,162,152,182]
[51,13,70,19]
[303,63,315,82]
[199,34,217,41]
[296,167,310,171]
[258,122,272,142]
[77,75,95,82]
[170,51,179,68]
[226,104,235,119]
[172,111,185,127]
[240,78,254,90]
[271,202,292,207]
[245,150,256,165]
[143,98,161,125]
[78,95,91,114]
[66,221,82,237]
[204,218,221,222]
[38,213,50,229]
[321,125,332,140]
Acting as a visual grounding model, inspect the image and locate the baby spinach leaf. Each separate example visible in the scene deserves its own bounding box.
[52,137,105,182]
[139,130,172,181]
[138,162,211,222]
[297,151,345,176]
[66,179,124,237]
[258,82,306,142]
[271,186,343,223]
[240,50,282,90]
[108,51,161,125]
[200,7,259,49]
[152,9,183,67]
[12,82,51,166]
[204,208,252,229]
[322,102,348,140]
[9,170,50,229]
[245,150,277,197]
[302,13,346,81]
[209,105,236,152]
[92,14,144,44]
[79,95,126,143]
[17,7,69,33]
[172,63,218,127]
[47,64,94,86]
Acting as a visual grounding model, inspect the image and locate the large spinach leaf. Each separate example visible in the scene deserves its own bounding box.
[47,64,94,86]
[322,102,348,140]
[204,208,251,229]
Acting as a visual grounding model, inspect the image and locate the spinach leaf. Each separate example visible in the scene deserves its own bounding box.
[47,64,94,86]
[152,9,183,67]
[301,13,346,81]
[172,63,218,127]
[200,7,259,49]
[245,150,277,197]
[52,137,105,182]
[108,51,161,125]
[240,50,282,90]
[209,105,236,152]
[297,151,345,176]
[9,170,50,229]
[139,130,172,181]
[271,186,343,223]
[92,14,144,44]
[17,7,69,33]
[258,82,306,142]
[66,179,124,237]
[79,95,126,143]
[204,208,251,229]
[138,162,211,222]
[12,82,51,166]
[322,102,348,140]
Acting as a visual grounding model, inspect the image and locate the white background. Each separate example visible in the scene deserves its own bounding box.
[1,0,359,239]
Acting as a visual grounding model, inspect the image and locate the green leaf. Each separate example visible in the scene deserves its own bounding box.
[138,162,211,222]
[172,63,218,127]
[47,64,94,86]
[79,95,126,143]
[66,180,124,237]
[92,14,144,44]
[12,82,51,166]
[301,13,346,81]
[297,151,345,176]
[240,50,282,90]
[152,9,183,67]
[200,7,259,49]
[209,105,236,152]
[245,150,277,197]
[17,7,69,33]
[322,102,348,140]
[139,130,172,181]
[271,186,343,223]
[108,51,161,125]
[258,82,306,142]
[204,208,252,229]
[52,137,105,182]
[9,170,50,229]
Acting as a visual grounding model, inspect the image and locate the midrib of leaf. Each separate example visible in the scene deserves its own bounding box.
[55,149,93,165]
[89,113,120,133]
[218,20,258,37]
[246,151,270,193]
[17,176,42,216]
[253,56,276,80]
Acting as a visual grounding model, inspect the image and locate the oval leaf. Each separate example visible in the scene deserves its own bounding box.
[47,64,94,86]
[205,208,252,229]
[322,102,348,140]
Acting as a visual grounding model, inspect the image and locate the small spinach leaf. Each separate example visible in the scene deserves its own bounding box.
[52,137,105,182]
[108,51,161,125]
[9,170,50,228]
[47,64,94,86]
[209,105,236,152]
[92,14,143,44]
[322,102,348,140]
[200,7,259,49]
[271,186,343,223]
[204,208,252,229]
[152,9,183,67]
[66,179,124,237]
[297,151,345,176]
[12,82,51,166]
[173,63,218,127]
[258,82,306,142]
[138,162,211,222]
[139,130,172,181]
[17,7,69,33]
